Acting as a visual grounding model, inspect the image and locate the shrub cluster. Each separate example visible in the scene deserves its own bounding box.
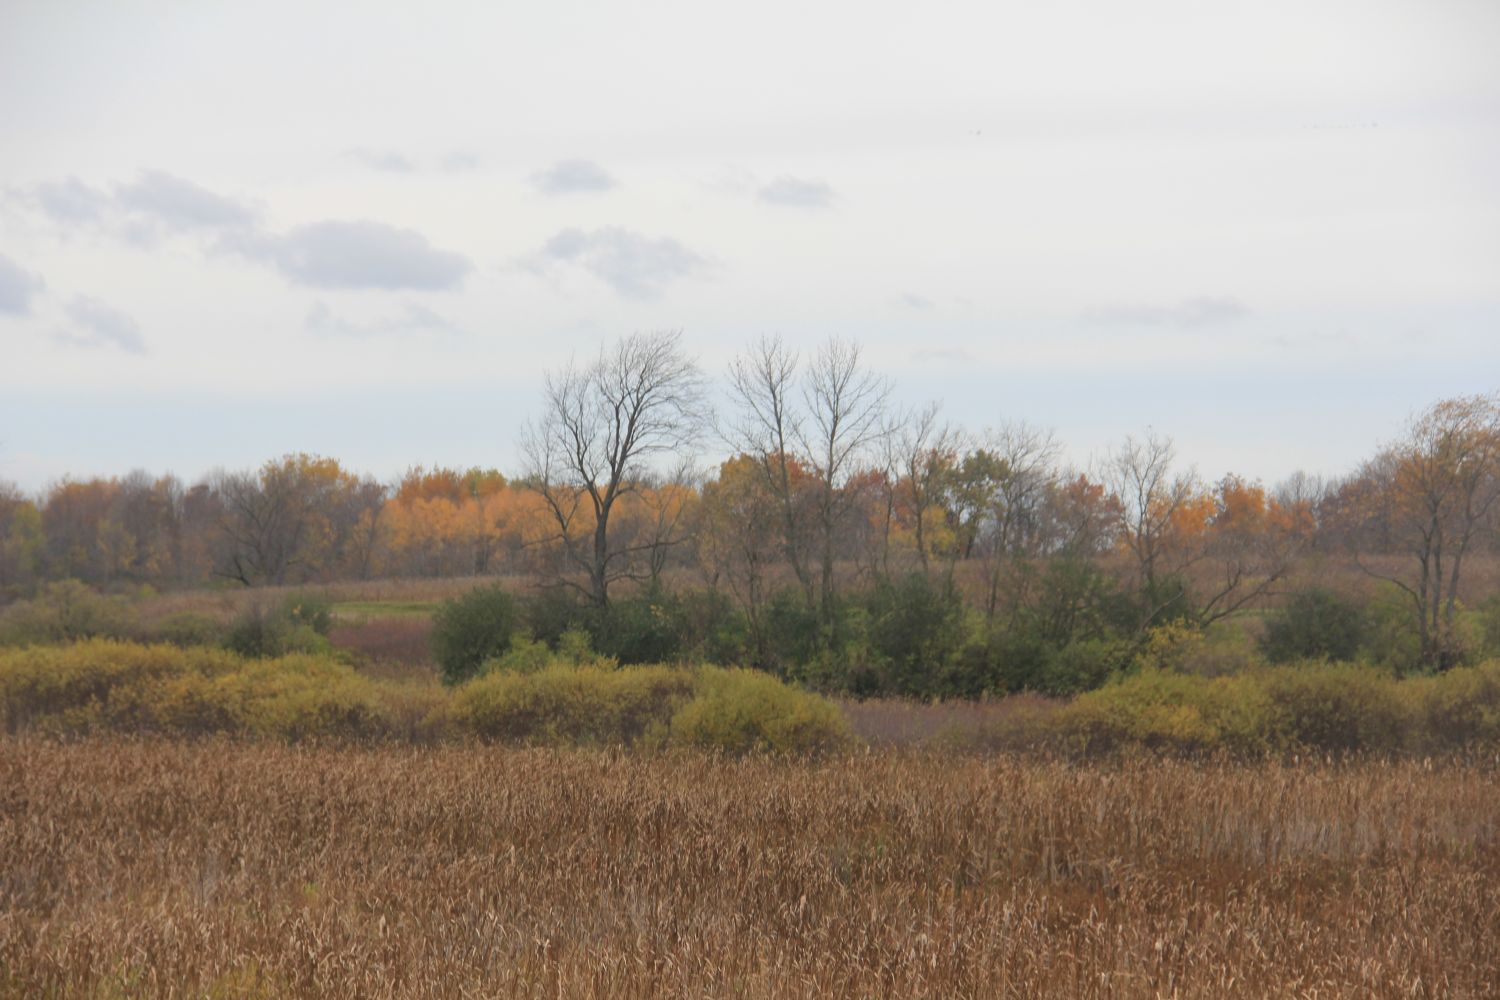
[222,593,336,658]
[1053,660,1500,756]
[0,640,390,739]
[0,640,850,753]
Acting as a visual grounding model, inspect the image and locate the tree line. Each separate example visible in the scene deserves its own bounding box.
[2,331,1497,678]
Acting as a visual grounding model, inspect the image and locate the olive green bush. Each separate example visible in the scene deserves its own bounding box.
[430,584,521,684]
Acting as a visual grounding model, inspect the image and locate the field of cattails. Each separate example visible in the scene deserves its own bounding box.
[3,738,1498,998]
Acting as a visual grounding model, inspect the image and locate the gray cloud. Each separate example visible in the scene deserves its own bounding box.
[345,148,417,173]
[531,159,616,195]
[895,293,934,310]
[758,175,835,208]
[534,227,706,299]
[1084,296,1250,329]
[57,296,146,353]
[18,171,468,293]
[28,177,111,224]
[114,170,256,232]
[0,253,44,316]
[231,221,472,291]
[306,299,459,337]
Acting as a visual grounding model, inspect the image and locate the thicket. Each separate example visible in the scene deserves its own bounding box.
[0,640,849,753]
[1053,660,1500,756]
[10,574,1500,707]
[445,571,1500,701]
[0,581,338,659]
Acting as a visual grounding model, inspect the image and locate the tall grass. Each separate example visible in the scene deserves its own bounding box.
[2,738,1497,997]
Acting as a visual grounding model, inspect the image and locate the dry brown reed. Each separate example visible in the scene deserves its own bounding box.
[3,738,1497,998]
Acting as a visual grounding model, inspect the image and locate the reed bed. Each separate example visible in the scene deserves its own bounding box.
[2,738,1498,998]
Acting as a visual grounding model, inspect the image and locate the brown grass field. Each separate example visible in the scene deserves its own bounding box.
[3,738,1498,998]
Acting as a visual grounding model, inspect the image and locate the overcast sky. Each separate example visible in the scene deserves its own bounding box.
[2,0,1497,493]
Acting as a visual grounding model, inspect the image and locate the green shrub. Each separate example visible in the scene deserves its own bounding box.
[979,629,1053,696]
[0,580,133,645]
[673,588,751,665]
[1261,588,1365,664]
[866,574,966,696]
[224,602,332,659]
[669,667,850,754]
[1477,598,1500,659]
[143,612,225,647]
[594,591,683,665]
[431,585,521,684]
[1040,639,1127,696]
[279,592,334,636]
[523,587,590,647]
[761,588,824,676]
[556,627,615,667]
[482,633,554,675]
[1361,588,1424,674]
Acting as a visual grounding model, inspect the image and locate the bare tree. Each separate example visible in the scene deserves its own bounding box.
[895,402,960,574]
[723,335,891,623]
[1105,431,1199,627]
[724,335,815,604]
[522,331,706,607]
[948,423,1060,617]
[798,337,892,621]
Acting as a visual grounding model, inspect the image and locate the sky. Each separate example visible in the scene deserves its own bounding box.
[1,0,1497,494]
